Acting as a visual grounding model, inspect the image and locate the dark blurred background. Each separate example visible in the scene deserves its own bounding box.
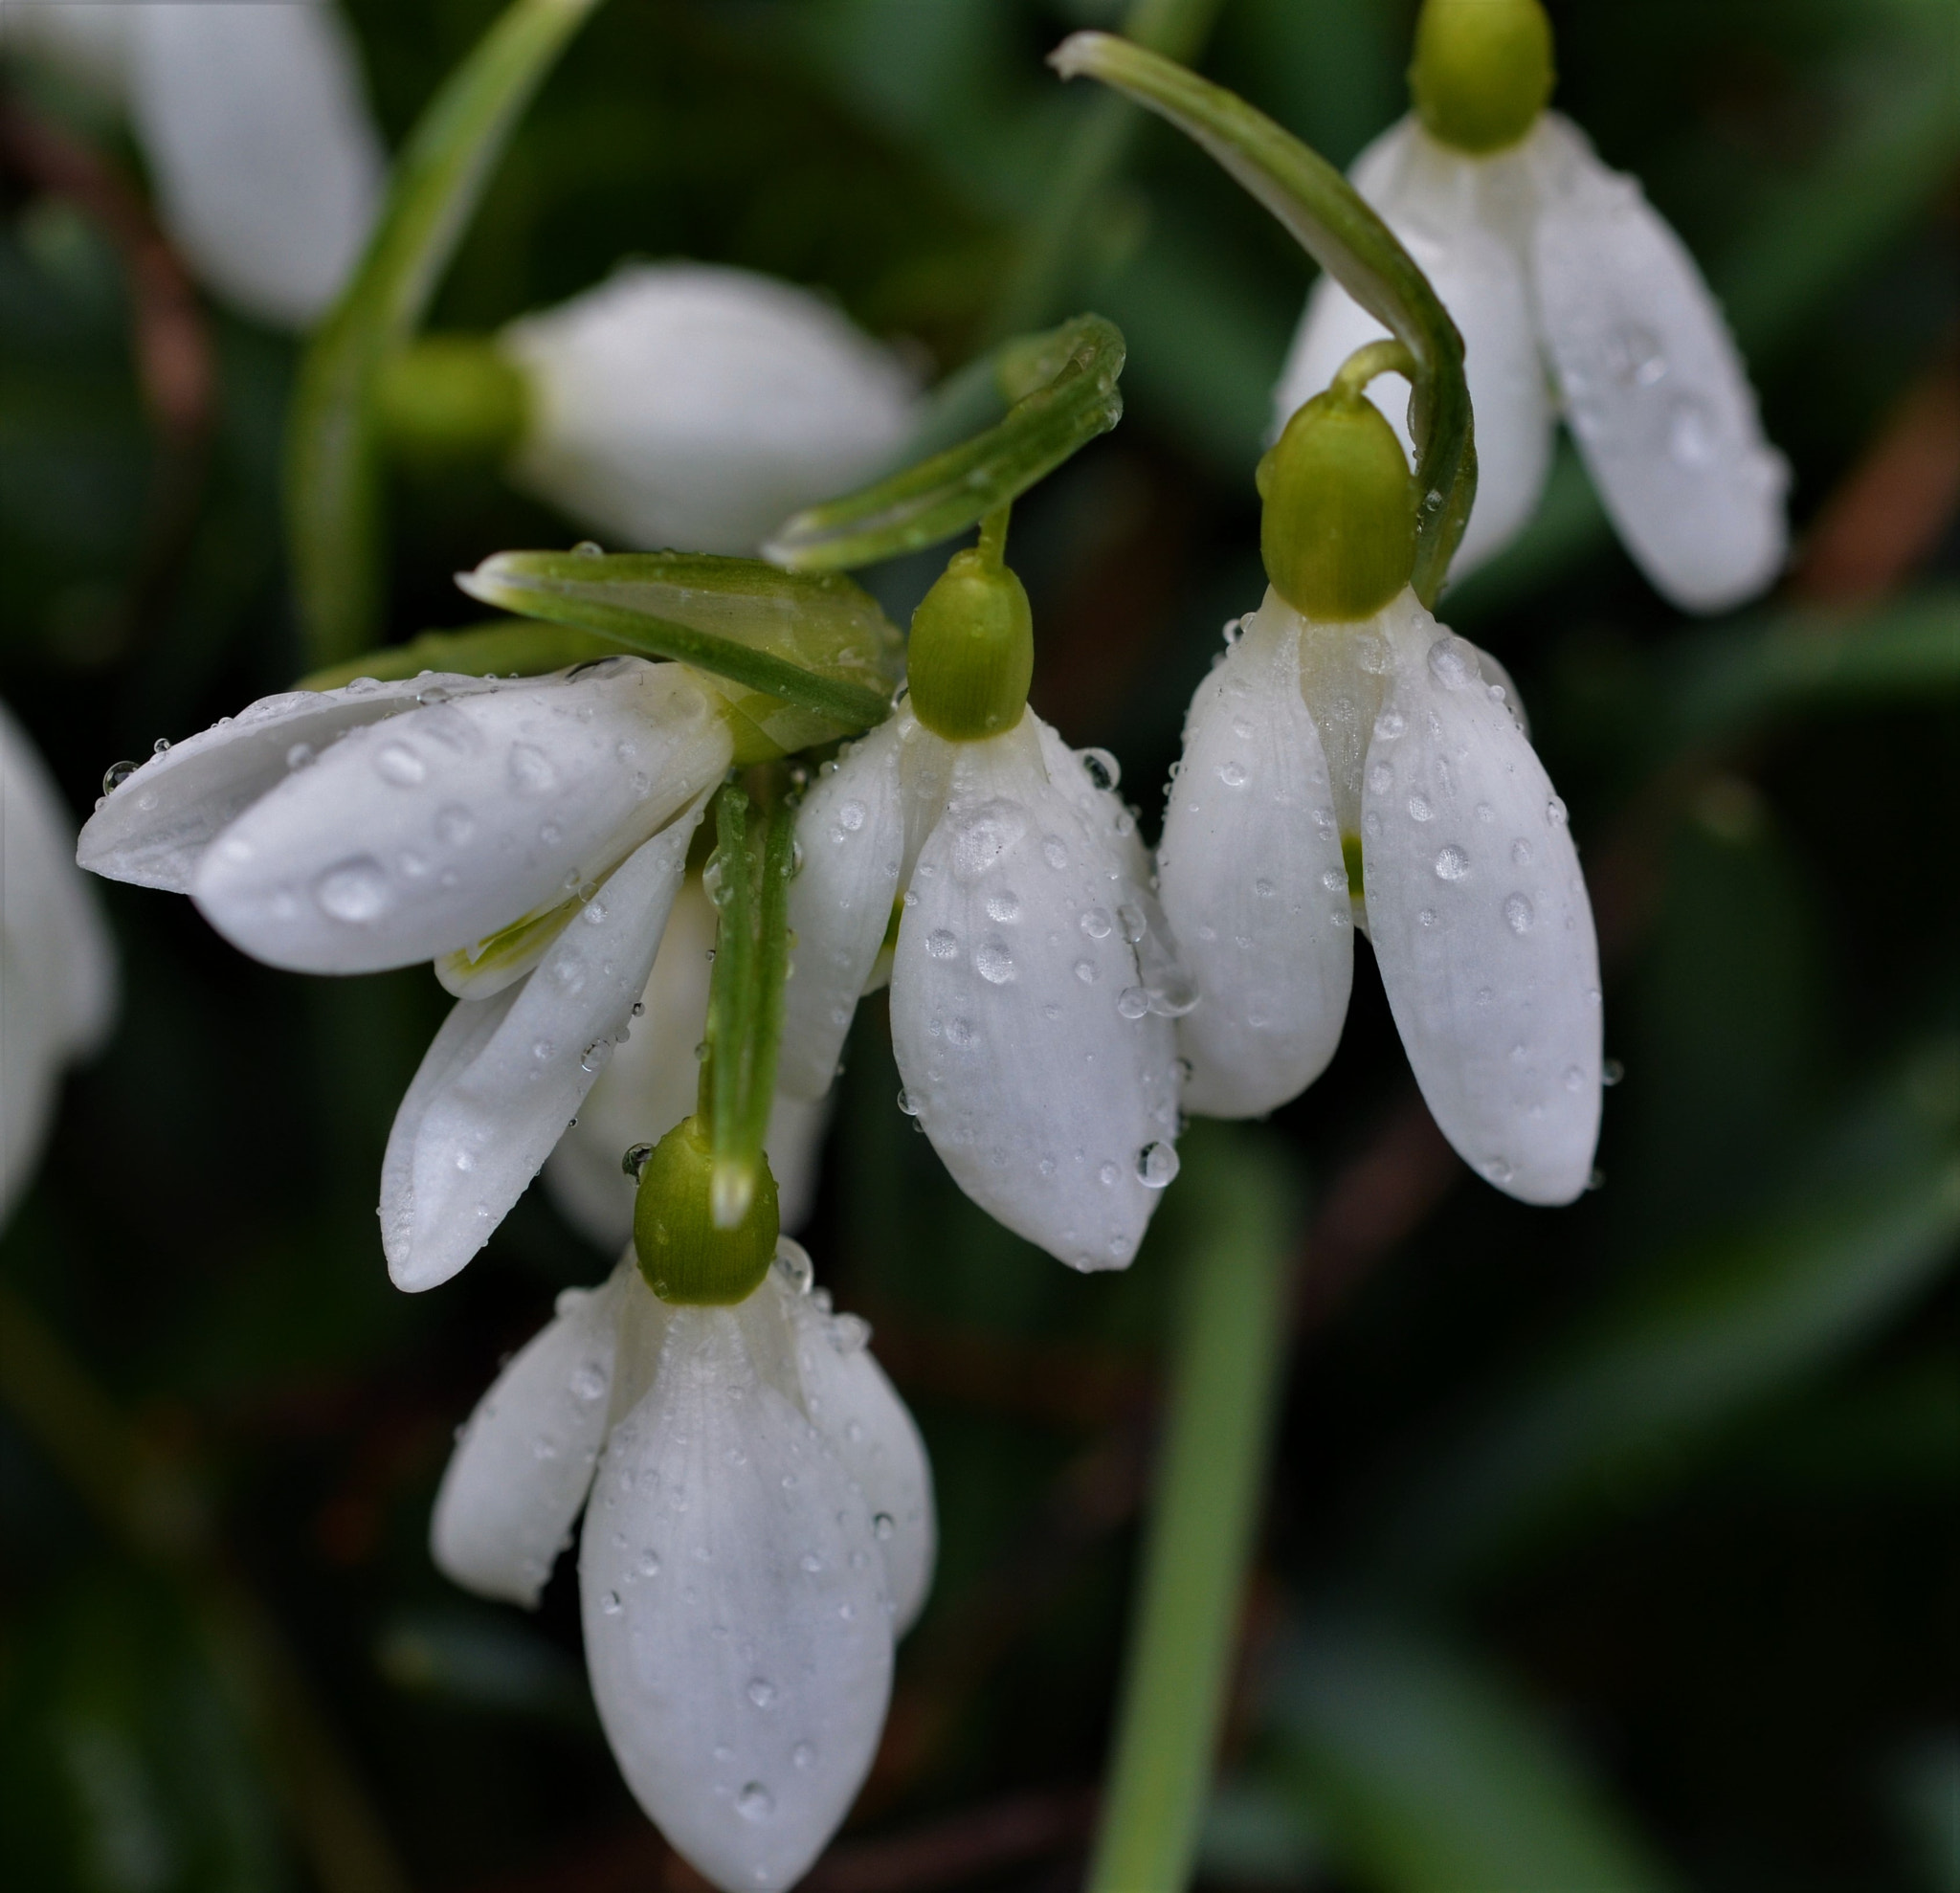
[0,1,1955,1888]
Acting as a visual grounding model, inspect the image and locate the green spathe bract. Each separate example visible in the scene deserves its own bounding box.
[1411,0,1555,155]
[376,335,529,467]
[1259,390,1417,621]
[633,1115,779,1305]
[907,549,1035,741]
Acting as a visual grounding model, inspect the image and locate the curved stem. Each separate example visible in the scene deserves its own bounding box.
[1086,1132,1297,1892]
[1050,33,1477,605]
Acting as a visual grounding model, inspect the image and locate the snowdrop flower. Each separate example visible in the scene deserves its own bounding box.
[1,701,116,1222]
[495,263,921,555]
[7,0,384,327]
[77,657,737,1287]
[432,1237,933,1892]
[546,874,833,1252]
[1161,363,1601,1203]
[1275,0,1786,612]
[779,544,1187,1271]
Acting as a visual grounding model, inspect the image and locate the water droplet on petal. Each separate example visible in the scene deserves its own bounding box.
[374,742,426,787]
[315,858,392,922]
[1077,746,1121,791]
[1116,987,1149,1019]
[1434,845,1470,881]
[974,941,1016,984]
[622,1143,654,1180]
[1137,1142,1178,1189]
[102,760,139,794]
[599,1591,621,1615]
[1426,635,1479,690]
[746,1678,776,1708]
[1602,1058,1625,1086]
[925,927,958,960]
[1081,906,1113,940]
[1503,893,1534,933]
[736,1784,773,1822]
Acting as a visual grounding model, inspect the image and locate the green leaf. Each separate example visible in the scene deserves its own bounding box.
[457,549,902,737]
[1374,1037,1960,1593]
[1271,1614,1678,1893]
[1047,33,1474,607]
[763,314,1126,570]
[285,0,604,668]
[1663,589,1960,753]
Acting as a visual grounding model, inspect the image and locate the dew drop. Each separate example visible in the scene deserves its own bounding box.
[974,942,1016,985]
[315,858,392,922]
[1077,746,1121,791]
[1137,1141,1178,1189]
[1602,1058,1625,1086]
[736,1784,773,1822]
[599,1591,622,1615]
[1080,906,1113,940]
[792,1743,816,1770]
[1374,709,1406,740]
[746,1678,776,1708]
[1511,838,1533,866]
[1116,987,1149,1019]
[985,889,1021,924]
[622,1142,654,1180]
[1216,760,1249,787]
[1408,793,1434,822]
[896,1087,919,1118]
[1434,845,1470,881]
[435,804,474,846]
[925,927,959,960]
[837,799,866,832]
[1503,892,1534,933]
[374,742,426,787]
[1547,796,1569,826]
[1074,958,1098,984]
[102,760,139,794]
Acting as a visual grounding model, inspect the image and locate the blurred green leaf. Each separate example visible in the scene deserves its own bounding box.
[1663,589,1960,753]
[298,618,615,691]
[1269,1613,1677,1893]
[765,313,1126,570]
[287,0,604,666]
[457,548,901,732]
[374,1608,592,1727]
[1374,1036,1960,1592]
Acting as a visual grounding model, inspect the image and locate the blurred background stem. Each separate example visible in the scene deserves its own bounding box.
[1085,1131,1296,1892]
[987,0,1227,339]
[0,1281,413,1893]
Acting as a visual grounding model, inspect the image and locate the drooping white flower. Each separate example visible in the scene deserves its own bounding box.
[1276,114,1788,611]
[1,700,116,1223]
[431,1240,933,1893]
[78,658,734,1287]
[1160,589,1601,1204]
[501,264,921,556]
[780,704,1185,1271]
[9,0,385,328]
[545,875,833,1252]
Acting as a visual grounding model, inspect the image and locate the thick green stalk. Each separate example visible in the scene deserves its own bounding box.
[286,0,602,667]
[1051,33,1477,605]
[1087,1133,1296,1892]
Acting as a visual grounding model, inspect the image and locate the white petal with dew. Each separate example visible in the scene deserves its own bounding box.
[129,0,383,327]
[0,701,116,1222]
[1158,607,1352,1118]
[78,675,481,895]
[770,1255,936,1637]
[1529,116,1787,612]
[548,880,834,1249]
[505,263,919,555]
[194,659,729,974]
[580,1304,893,1893]
[1274,127,1551,580]
[381,805,704,1291]
[430,1263,635,1608]
[779,719,908,1100]
[1360,595,1601,1203]
[890,718,1181,1272]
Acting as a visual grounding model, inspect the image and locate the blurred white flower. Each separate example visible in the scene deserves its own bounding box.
[781,704,1186,1271]
[1159,589,1601,1205]
[545,875,833,1251]
[8,0,385,327]
[501,263,921,555]
[1277,114,1788,612]
[77,658,734,1287]
[432,1239,933,1893]
[1,700,116,1223]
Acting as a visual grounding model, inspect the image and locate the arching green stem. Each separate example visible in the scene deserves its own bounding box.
[286,0,603,666]
[1049,33,1477,606]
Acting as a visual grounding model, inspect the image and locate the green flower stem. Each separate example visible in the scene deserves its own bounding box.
[1087,1132,1297,1893]
[702,781,794,1230]
[1050,33,1477,606]
[0,1281,411,1893]
[287,0,603,668]
[989,0,1230,339]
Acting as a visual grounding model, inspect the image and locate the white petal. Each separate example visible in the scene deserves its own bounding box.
[1158,608,1353,1118]
[1274,120,1551,579]
[192,659,729,974]
[771,1260,936,1637]
[1528,116,1788,612]
[580,1304,892,1893]
[129,1,383,327]
[430,1264,635,1607]
[504,263,919,555]
[78,674,479,894]
[779,719,908,1100]
[546,880,834,1249]
[381,806,703,1291]
[890,718,1181,1271]
[1359,595,1601,1203]
[0,701,117,1220]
